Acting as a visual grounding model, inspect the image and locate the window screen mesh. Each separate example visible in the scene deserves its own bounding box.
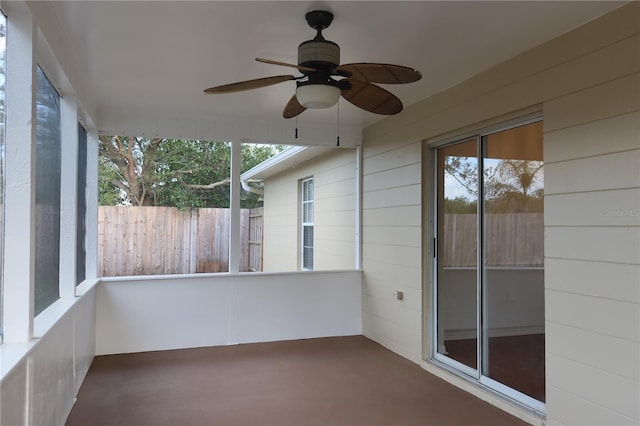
[34,66,61,316]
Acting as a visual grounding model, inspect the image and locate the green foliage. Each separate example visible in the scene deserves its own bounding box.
[444,196,477,214]
[98,136,286,209]
[445,157,544,214]
[98,156,123,205]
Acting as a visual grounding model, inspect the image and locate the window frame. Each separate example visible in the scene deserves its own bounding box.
[300,177,314,270]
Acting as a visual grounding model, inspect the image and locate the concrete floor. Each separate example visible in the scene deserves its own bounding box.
[66,336,528,426]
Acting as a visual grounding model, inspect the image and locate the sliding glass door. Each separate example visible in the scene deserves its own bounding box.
[433,118,545,410]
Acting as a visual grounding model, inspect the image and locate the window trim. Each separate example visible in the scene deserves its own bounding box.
[300,177,314,270]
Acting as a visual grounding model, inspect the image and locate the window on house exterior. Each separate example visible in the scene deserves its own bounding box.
[301,177,314,270]
[76,124,87,285]
[34,66,62,316]
[0,12,6,338]
[432,118,545,411]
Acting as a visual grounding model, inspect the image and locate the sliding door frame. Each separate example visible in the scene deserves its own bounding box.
[428,112,545,414]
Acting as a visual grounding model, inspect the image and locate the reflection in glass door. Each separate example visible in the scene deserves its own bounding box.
[435,139,479,375]
[434,119,545,410]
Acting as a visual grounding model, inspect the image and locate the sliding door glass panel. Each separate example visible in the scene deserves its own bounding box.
[482,121,545,401]
[436,138,478,371]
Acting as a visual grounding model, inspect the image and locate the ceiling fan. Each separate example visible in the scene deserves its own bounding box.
[204,10,422,119]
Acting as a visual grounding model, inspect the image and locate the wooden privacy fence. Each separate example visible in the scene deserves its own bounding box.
[98,206,263,276]
[442,213,544,267]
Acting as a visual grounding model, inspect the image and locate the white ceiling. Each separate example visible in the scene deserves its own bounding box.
[38,1,625,142]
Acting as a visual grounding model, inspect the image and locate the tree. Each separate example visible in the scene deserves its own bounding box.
[487,159,544,213]
[444,156,544,213]
[98,135,285,208]
[444,196,477,214]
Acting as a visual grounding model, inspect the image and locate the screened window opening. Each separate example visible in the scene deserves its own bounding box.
[97,137,231,276]
[76,124,87,285]
[301,177,314,270]
[34,66,62,316]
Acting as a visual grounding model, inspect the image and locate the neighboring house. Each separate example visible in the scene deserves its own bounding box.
[0,3,638,426]
[242,146,358,272]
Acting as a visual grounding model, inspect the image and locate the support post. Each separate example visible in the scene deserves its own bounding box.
[3,5,37,342]
[59,95,79,297]
[228,140,241,273]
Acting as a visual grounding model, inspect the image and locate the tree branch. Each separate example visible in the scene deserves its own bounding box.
[186,178,230,190]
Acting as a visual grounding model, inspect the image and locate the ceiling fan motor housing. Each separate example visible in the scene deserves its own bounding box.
[298,39,340,69]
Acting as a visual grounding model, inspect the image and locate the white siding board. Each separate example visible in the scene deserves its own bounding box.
[544,73,640,132]
[544,111,640,162]
[363,142,421,175]
[315,239,355,259]
[545,189,640,227]
[363,277,422,312]
[316,180,356,198]
[362,184,421,210]
[546,386,638,426]
[545,258,640,303]
[545,150,640,195]
[362,243,421,269]
[362,293,422,334]
[363,262,422,288]
[362,163,421,192]
[362,136,420,159]
[362,225,422,248]
[361,311,423,362]
[315,194,355,212]
[313,226,356,242]
[546,321,640,381]
[546,226,640,265]
[315,210,356,227]
[545,289,639,342]
[362,205,421,227]
[546,353,640,421]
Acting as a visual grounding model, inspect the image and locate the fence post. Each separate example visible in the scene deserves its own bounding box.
[189,209,198,274]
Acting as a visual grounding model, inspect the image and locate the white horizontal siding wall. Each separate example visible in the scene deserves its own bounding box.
[543,71,640,425]
[262,171,299,271]
[361,3,639,425]
[361,139,423,360]
[263,149,356,272]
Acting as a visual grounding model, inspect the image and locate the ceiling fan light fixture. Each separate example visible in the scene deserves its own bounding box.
[296,84,341,109]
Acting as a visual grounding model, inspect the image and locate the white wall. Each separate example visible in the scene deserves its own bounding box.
[0,286,96,426]
[361,3,639,425]
[263,149,357,272]
[95,270,362,355]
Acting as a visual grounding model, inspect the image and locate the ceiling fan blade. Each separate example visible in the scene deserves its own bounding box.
[204,75,295,94]
[341,80,403,115]
[256,58,317,73]
[337,63,422,84]
[283,94,306,119]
